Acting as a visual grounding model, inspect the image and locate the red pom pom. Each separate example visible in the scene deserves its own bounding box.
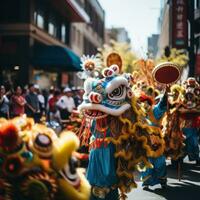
[108,70,113,76]
[0,123,19,151]
[139,93,154,106]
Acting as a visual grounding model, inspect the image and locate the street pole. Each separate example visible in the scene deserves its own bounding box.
[188,0,195,77]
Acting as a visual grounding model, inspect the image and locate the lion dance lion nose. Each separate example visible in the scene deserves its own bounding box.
[88,92,102,103]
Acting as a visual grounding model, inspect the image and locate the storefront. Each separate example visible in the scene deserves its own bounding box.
[0,29,82,87]
[32,44,81,89]
[0,0,89,89]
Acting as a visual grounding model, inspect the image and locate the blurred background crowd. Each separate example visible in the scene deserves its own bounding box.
[0,84,84,124]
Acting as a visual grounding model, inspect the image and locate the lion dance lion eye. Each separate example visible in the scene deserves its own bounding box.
[31,134,53,159]
[35,134,52,148]
[108,85,125,99]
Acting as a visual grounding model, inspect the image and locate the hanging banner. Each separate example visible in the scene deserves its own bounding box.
[172,0,188,49]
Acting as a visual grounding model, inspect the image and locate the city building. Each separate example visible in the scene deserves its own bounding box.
[71,0,105,56]
[105,27,131,44]
[157,0,171,58]
[147,34,159,58]
[70,0,105,86]
[0,0,92,89]
[194,0,200,80]
[157,0,200,81]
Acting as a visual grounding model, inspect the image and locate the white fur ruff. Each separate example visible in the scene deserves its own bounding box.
[78,103,130,116]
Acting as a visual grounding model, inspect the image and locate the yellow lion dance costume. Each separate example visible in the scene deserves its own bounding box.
[0,116,90,200]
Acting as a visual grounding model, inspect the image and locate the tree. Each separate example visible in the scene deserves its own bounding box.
[156,48,189,71]
[97,40,138,73]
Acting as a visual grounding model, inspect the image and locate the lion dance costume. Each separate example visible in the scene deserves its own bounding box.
[181,78,200,163]
[139,92,168,187]
[166,77,200,164]
[0,116,90,200]
[78,55,166,199]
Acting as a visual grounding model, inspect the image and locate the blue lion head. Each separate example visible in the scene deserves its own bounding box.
[78,65,134,119]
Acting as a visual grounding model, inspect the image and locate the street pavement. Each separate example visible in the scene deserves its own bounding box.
[127,158,200,200]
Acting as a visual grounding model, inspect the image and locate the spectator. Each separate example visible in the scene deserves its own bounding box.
[25,83,40,122]
[73,87,84,108]
[46,86,55,113]
[48,90,60,113]
[0,85,9,118]
[56,87,75,120]
[22,85,28,97]
[34,84,46,118]
[0,85,9,103]
[78,87,84,104]
[42,89,49,110]
[10,86,26,117]
[48,89,61,122]
[48,86,55,101]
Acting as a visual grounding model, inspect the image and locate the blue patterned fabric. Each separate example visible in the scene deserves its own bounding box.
[182,128,200,161]
[153,94,167,120]
[141,95,167,186]
[141,155,167,186]
[86,142,118,187]
[86,122,118,187]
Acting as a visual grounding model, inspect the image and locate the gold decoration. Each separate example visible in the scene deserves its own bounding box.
[106,52,122,72]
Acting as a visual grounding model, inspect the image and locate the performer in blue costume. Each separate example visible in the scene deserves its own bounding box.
[140,92,168,188]
[180,77,200,165]
[182,127,200,164]
[78,59,134,199]
[86,122,119,200]
[78,55,158,200]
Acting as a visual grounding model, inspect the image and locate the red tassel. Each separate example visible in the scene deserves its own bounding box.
[0,122,20,152]
[78,118,86,141]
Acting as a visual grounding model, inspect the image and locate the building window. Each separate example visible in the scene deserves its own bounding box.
[34,11,37,23]
[72,26,76,43]
[61,24,66,43]
[48,22,56,37]
[84,36,97,55]
[77,30,81,45]
[195,0,200,8]
[36,13,44,29]
[197,0,200,8]
[64,23,70,45]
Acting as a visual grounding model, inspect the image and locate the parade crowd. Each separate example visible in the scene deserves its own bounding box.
[0,83,84,123]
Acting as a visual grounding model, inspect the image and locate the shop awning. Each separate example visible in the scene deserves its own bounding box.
[32,45,81,71]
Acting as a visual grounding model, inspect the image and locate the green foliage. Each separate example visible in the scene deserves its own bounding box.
[156,48,189,70]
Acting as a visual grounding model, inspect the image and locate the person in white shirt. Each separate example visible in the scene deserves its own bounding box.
[34,84,46,118]
[1,85,9,103]
[56,87,75,120]
[0,85,9,118]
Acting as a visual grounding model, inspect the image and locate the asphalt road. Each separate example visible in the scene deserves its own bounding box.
[127,158,200,200]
